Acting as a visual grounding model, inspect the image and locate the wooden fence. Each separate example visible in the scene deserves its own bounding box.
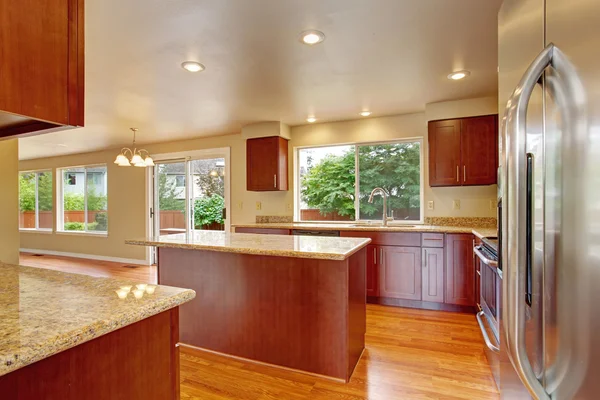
[19,210,105,229]
[158,210,224,234]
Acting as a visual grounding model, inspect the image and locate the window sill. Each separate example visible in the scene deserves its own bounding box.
[19,229,53,234]
[55,231,108,238]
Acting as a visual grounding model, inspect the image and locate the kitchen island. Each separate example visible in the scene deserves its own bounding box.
[0,262,195,399]
[127,231,370,382]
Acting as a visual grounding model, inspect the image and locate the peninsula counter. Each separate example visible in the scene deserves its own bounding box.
[127,231,371,382]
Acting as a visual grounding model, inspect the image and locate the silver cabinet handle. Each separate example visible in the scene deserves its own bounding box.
[422,249,427,268]
[463,165,466,182]
[476,311,499,353]
[456,165,459,182]
[273,174,277,188]
[373,247,377,265]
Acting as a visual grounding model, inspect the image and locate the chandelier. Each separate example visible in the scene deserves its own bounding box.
[114,128,154,167]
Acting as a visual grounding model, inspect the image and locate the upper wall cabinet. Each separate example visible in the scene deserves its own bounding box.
[428,115,498,187]
[0,0,84,139]
[246,136,289,191]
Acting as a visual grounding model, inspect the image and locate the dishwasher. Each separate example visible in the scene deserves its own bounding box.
[291,229,340,237]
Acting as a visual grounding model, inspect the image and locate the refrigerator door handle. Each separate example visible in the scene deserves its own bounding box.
[504,44,553,400]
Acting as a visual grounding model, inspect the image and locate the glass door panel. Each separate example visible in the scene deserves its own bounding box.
[155,161,187,236]
[190,158,226,231]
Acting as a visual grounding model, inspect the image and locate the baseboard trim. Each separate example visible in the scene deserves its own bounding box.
[367,296,476,314]
[19,248,150,266]
[178,343,347,383]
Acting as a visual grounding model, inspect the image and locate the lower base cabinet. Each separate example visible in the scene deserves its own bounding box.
[242,228,477,311]
[445,234,475,306]
[366,245,379,297]
[379,246,422,300]
[422,247,445,303]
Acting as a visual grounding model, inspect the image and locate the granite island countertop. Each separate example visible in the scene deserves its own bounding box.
[0,263,195,377]
[126,231,371,261]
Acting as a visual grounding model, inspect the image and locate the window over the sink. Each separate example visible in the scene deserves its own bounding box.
[296,139,423,223]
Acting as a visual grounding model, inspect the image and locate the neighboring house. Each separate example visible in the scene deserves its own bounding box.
[161,160,224,200]
[63,170,107,196]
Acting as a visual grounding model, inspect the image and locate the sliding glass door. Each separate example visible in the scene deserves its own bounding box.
[189,157,226,231]
[152,149,229,241]
[155,160,187,236]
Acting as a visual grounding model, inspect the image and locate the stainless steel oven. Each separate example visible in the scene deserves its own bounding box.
[474,239,502,388]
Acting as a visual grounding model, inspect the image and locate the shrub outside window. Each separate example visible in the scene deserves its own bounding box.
[297,139,423,223]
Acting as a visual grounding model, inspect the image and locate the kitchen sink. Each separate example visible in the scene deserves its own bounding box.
[347,224,416,228]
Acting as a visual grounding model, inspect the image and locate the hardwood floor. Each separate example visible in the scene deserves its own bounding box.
[19,252,157,284]
[19,252,499,400]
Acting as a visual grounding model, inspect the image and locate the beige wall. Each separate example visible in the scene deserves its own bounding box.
[19,96,498,262]
[0,139,20,264]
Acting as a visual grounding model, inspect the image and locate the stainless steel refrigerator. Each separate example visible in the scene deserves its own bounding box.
[498,0,599,398]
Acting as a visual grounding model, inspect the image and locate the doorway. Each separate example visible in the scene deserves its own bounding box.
[148,148,230,264]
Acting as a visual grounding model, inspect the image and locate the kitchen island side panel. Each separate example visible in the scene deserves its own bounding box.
[158,247,365,381]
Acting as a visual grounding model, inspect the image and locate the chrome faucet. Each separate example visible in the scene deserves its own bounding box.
[368,187,390,226]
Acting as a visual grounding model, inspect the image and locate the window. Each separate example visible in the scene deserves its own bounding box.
[297,139,422,223]
[58,165,108,233]
[19,171,53,230]
[175,175,185,187]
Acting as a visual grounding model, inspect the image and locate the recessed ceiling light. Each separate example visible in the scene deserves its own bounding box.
[181,61,205,72]
[360,111,372,117]
[448,70,470,80]
[306,117,317,123]
[300,30,325,45]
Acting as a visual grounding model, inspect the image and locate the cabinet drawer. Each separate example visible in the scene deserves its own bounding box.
[340,231,421,246]
[421,233,444,248]
[235,228,291,235]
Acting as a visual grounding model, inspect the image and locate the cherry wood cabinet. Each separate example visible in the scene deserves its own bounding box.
[428,119,462,186]
[366,244,379,297]
[428,115,498,187]
[0,0,85,138]
[379,246,422,300]
[235,227,291,235]
[246,136,289,191]
[461,116,498,185]
[421,247,444,303]
[445,234,475,306]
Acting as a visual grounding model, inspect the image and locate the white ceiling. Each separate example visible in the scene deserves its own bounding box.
[19,0,502,160]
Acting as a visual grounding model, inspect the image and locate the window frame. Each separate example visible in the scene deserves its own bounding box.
[56,164,108,236]
[19,169,53,232]
[294,137,424,224]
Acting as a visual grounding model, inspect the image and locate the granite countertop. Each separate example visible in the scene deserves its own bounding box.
[472,228,498,239]
[232,222,492,234]
[0,263,195,377]
[126,231,371,261]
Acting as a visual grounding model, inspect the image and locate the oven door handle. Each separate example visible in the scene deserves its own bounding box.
[476,311,500,353]
[474,246,498,267]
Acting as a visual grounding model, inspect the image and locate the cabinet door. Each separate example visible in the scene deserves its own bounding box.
[379,246,422,300]
[366,245,379,297]
[445,234,475,306]
[428,119,461,187]
[246,137,288,191]
[421,247,444,303]
[461,115,498,185]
